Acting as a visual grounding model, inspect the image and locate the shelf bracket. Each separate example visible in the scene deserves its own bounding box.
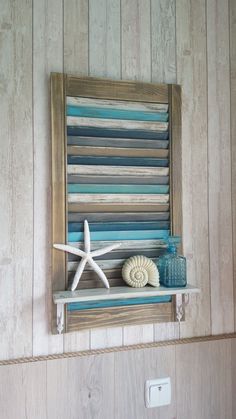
[56,303,65,334]
[176,293,190,322]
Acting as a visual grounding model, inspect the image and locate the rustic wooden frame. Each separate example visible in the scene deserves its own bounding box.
[51,73,182,333]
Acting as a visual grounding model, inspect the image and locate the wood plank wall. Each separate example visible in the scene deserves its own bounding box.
[0,0,236,360]
[0,338,234,419]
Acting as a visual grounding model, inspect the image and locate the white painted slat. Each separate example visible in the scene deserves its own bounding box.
[67,96,168,112]
[67,116,168,132]
[68,193,169,204]
[67,165,169,176]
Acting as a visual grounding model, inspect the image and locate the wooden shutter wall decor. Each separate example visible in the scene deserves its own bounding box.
[51,74,182,333]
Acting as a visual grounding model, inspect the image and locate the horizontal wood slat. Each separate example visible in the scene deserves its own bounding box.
[67,145,169,158]
[66,301,174,331]
[67,165,169,176]
[68,212,170,222]
[66,75,169,103]
[67,96,169,111]
[68,203,170,213]
[67,136,169,149]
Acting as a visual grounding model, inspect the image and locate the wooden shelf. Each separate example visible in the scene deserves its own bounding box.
[53,285,200,334]
[53,284,200,304]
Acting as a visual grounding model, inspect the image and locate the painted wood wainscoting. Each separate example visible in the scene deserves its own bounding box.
[0,336,235,419]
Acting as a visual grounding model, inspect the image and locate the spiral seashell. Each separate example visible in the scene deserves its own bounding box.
[122,255,160,288]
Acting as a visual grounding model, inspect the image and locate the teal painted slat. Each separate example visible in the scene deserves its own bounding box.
[67,174,169,185]
[67,156,169,167]
[68,230,170,242]
[67,184,169,194]
[67,105,169,122]
[67,295,172,311]
[68,221,170,232]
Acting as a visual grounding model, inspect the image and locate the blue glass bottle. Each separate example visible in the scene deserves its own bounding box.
[157,240,187,287]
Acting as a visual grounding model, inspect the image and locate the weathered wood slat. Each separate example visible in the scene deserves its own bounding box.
[68,193,169,204]
[68,212,170,222]
[66,302,174,331]
[67,136,169,149]
[67,116,168,132]
[67,237,176,250]
[66,75,169,103]
[67,125,169,140]
[68,221,170,232]
[67,145,169,158]
[68,174,169,185]
[68,202,169,212]
[68,258,126,272]
[67,96,169,111]
[68,229,170,242]
[67,105,168,122]
[67,164,169,176]
[67,248,167,262]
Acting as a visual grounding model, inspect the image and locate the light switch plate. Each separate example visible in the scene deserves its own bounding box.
[145,377,171,408]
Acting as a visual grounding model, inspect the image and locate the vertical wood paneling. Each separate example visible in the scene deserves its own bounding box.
[229,0,236,331]
[0,339,235,419]
[207,0,234,334]
[0,362,47,419]
[89,0,120,78]
[0,0,235,361]
[47,355,115,419]
[63,0,90,352]
[0,0,33,360]
[33,0,63,356]
[121,0,151,81]
[176,340,232,419]
[151,0,176,83]
[114,346,176,419]
[176,0,211,338]
[46,358,68,419]
[64,0,88,75]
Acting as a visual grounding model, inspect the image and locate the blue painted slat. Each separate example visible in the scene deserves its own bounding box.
[67,184,169,194]
[67,105,169,122]
[67,156,169,167]
[67,295,172,311]
[68,230,170,242]
[68,221,170,233]
[67,126,169,140]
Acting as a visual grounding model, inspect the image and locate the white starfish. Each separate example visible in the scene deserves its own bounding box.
[54,220,121,291]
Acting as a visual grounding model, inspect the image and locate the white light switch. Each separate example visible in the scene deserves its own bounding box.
[145,377,171,408]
